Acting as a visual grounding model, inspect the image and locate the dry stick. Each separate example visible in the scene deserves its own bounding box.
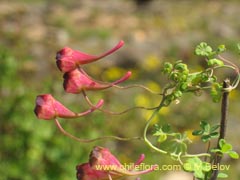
[210,80,230,180]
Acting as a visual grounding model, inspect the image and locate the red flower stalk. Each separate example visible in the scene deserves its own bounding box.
[76,146,157,180]
[34,94,104,120]
[63,68,131,94]
[56,40,124,72]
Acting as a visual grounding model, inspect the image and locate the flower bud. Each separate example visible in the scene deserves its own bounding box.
[34,94,76,120]
[76,146,157,180]
[34,94,104,120]
[76,163,110,180]
[63,68,131,94]
[56,40,124,72]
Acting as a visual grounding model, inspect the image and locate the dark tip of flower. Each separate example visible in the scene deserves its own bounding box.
[76,163,88,180]
[56,47,73,59]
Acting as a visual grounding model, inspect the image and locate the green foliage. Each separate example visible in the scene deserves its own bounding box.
[237,43,240,54]
[211,83,223,103]
[192,121,220,142]
[183,157,211,179]
[211,139,239,159]
[166,133,190,157]
[147,42,239,180]
[153,124,170,143]
[153,124,190,157]
[195,42,226,58]
[207,58,224,67]
[195,42,213,57]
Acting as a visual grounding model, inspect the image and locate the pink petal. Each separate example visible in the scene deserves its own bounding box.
[63,68,131,94]
[89,146,156,177]
[76,163,110,180]
[53,99,76,118]
[56,41,124,72]
[90,146,122,167]
[34,94,57,120]
[34,94,101,120]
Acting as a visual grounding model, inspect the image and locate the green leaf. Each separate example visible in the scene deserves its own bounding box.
[180,82,188,91]
[219,139,226,148]
[207,58,224,67]
[210,124,220,132]
[192,130,204,136]
[211,148,221,153]
[209,132,219,138]
[183,157,211,179]
[221,143,232,153]
[163,62,173,74]
[201,135,211,142]
[211,83,222,103]
[157,134,167,143]
[194,170,205,179]
[162,124,171,133]
[173,90,182,98]
[200,121,210,133]
[228,151,239,159]
[183,163,193,171]
[237,43,240,52]
[202,162,211,172]
[217,45,226,53]
[195,42,213,57]
[153,130,163,136]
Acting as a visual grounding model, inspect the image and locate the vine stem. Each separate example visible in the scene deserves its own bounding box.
[82,90,158,115]
[113,84,163,95]
[54,118,141,143]
[210,80,230,180]
[143,106,168,155]
[143,88,211,159]
[143,87,169,155]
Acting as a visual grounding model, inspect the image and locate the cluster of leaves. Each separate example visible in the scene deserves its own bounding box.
[147,42,240,180]
[153,124,191,157]
[183,121,239,179]
[162,42,227,106]
[211,139,239,160]
[183,157,211,179]
[183,138,239,180]
[192,121,219,142]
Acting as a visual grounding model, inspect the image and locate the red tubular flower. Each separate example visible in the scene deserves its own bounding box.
[76,146,156,180]
[34,94,104,120]
[76,163,112,180]
[56,40,124,72]
[63,68,132,94]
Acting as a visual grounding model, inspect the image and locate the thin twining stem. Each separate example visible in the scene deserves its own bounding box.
[143,108,164,153]
[73,99,104,118]
[213,65,240,90]
[142,105,211,159]
[143,88,211,159]
[143,88,168,155]
[54,118,141,143]
[82,90,159,115]
[218,54,239,73]
[113,84,163,95]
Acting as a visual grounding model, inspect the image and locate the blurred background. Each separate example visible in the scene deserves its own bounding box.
[1,0,240,179]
